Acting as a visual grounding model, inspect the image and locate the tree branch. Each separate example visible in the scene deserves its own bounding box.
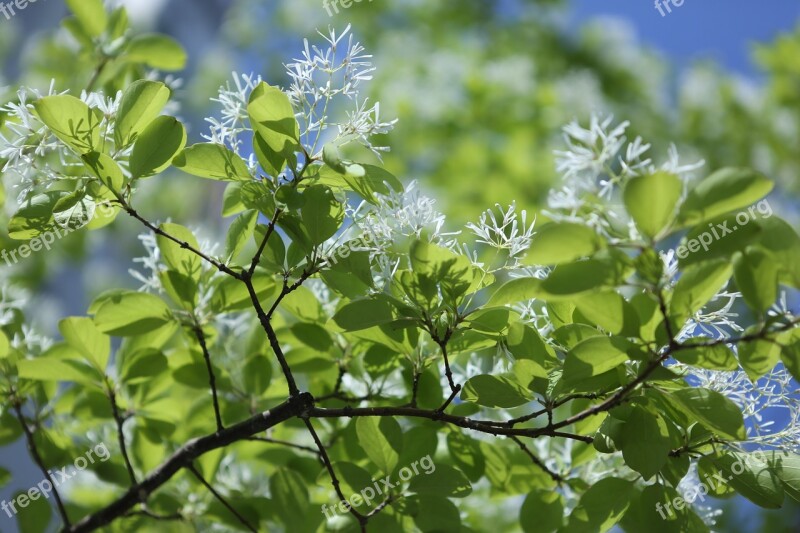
[509,435,563,483]
[192,325,224,432]
[186,464,258,533]
[66,393,314,533]
[105,380,137,485]
[302,418,367,530]
[12,398,71,528]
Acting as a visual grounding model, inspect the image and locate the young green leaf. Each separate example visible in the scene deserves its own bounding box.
[130,116,187,178]
[126,34,187,70]
[460,374,532,408]
[676,168,773,227]
[66,0,107,37]
[526,222,603,265]
[82,152,125,192]
[173,143,252,181]
[623,171,682,238]
[33,95,101,154]
[355,416,403,474]
[115,80,171,146]
[58,316,111,371]
[93,291,174,336]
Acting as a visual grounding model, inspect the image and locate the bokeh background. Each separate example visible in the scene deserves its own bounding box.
[1,0,799,531]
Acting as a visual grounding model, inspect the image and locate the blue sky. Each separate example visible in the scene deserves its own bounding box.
[570,0,800,76]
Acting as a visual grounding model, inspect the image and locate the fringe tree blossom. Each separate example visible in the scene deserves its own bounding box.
[285,25,396,158]
[466,202,536,263]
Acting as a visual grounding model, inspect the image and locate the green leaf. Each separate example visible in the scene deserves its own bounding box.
[526,222,603,265]
[53,190,95,229]
[115,80,171,146]
[156,223,202,280]
[130,116,187,178]
[676,168,773,227]
[408,464,472,498]
[779,328,800,382]
[756,217,800,288]
[173,143,252,181]
[225,210,258,260]
[671,259,732,319]
[18,358,99,385]
[619,405,672,480]
[14,487,52,533]
[248,82,299,176]
[733,247,779,313]
[93,291,174,336]
[460,374,532,408]
[269,469,315,531]
[355,416,403,474]
[574,291,639,335]
[317,164,404,202]
[668,387,746,441]
[7,192,61,240]
[126,34,187,70]
[566,477,635,533]
[58,316,110,370]
[562,336,633,385]
[672,338,738,371]
[712,452,784,508]
[624,171,682,238]
[446,431,485,482]
[210,273,275,312]
[738,336,781,382]
[764,451,800,502]
[66,0,106,36]
[241,353,272,396]
[488,277,543,306]
[301,185,344,245]
[0,330,9,359]
[82,152,124,192]
[33,95,101,153]
[332,299,395,331]
[520,490,564,533]
[411,495,461,532]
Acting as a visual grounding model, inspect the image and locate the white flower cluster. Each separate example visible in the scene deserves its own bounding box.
[204,72,263,159]
[285,25,397,157]
[466,202,535,263]
[548,114,704,218]
[203,26,397,178]
[0,84,125,203]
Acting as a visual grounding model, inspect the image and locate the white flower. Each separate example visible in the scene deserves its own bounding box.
[467,202,535,260]
[284,25,395,158]
[554,114,629,189]
[203,72,263,156]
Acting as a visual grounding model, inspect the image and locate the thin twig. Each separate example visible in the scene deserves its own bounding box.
[118,200,241,279]
[192,326,224,432]
[12,398,71,528]
[509,435,563,483]
[187,464,258,533]
[247,208,282,277]
[302,418,367,529]
[246,436,321,455]
[66,393,314,532]
[105,380,137,485]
